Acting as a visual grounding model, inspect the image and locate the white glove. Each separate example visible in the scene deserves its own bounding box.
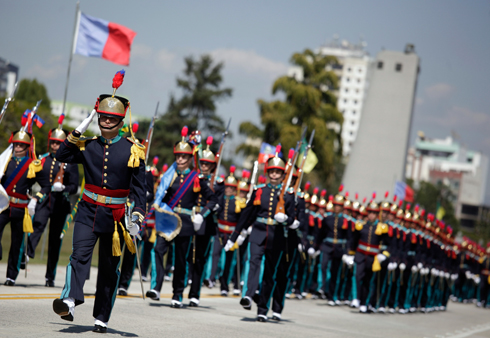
[298,243,304,253]
[224,240,234,252]
[438,270,444,277]
[313,250,321,259]
[387,262,395,271]
[307,247,315,257]
[193,214,204,232]
[76,109,97,134]
[274,212,288,223]
[444,272,450,279]
[342,254,354,266]
[126,223,140,236]
[237,235,246,246]
[474,276,481,284]
[376,253,387,264]
[289,219,300,230]
[52,182,65,192]
[392,262,398,270]
[28,198,37,216]
[247,226,253,235]
[417,262,423,270]
[399,263,406,271]
[411,265,419,273]
[240,229,248,237]
[465,270,472,280]
[431,268,438,276]
[451,273,458,281]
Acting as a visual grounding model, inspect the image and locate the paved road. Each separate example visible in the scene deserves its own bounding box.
[1,263,489,338]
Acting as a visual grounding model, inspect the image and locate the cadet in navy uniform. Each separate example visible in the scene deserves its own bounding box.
[146,127,217,308]
[316,187,349,306]
[0,127,49,285]
[226,145,294,322]
[344,198,390,313]
[188,136,223,305]
[24,121,79,287]
[52,71,146,333]
[216,166,242,296]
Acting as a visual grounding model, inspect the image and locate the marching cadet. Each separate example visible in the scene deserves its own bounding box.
[52,70,147,333]
[23,118,79,287]
[226,145,295,322]
[0,119,50,286]
[316,186,349,306]
[188,136,223,305]
[477,243,490,308]
[305,188,323,298]
[376,192,394,313]
[344,197,390,313]
[216,166,242,296]
[146,127,217,308]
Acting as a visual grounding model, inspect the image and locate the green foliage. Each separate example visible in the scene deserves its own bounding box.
[0,78,57,156]
[236,49,343,190]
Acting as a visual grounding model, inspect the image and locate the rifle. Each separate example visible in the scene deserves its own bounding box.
[144,102,159,162]
[53,163,67,186]
[246,160,259,204]
[209,118,231,191]
[0,82,17,125]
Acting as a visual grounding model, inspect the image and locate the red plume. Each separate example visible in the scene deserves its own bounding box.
[313,187,319,195]
[230,165,236,174]
[206,136,213,146]
[132,122,139,133]
[420,209,426,217]
[112,70,125,89]
[329,195,334,201]
[362,197,367,203]
[338,184,344,193]
[304,181,311,191]
[372,192,376,200]
[321,189,326,198]
[275,144,282,155]
[427,213,434,222]
[414,205,419,213]
[406,203,411,211]
[384,191,389,199]
[152,156,159,166]
[355,192,359,200]
[398,200,403,207]
[259,175,266,184]
[162,164,168,173]
[288,148,295,160]
[58,114,65,125]
[393,195,397,202]
[440,221,445,230]
[220,174,225,179]
[181,126,188,138]
[345,191,349,198]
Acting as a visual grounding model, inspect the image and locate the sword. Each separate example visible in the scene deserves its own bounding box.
[191,206,197,264]
[126,202,145,300]
[246,161,259,204]
[144,102,159,162]
[0,82,17,125]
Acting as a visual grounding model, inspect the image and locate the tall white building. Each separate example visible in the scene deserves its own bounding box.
[0,57,18,98]
[288,38,371,156]
[406,132,489,229]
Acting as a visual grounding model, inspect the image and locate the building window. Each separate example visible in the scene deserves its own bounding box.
[346,77,350,82]
[354,100,358,105]
[377,61,383,69]
[345,88,349,93]
[357,78,361,83]
[395,63,402,72]
[347,67,351,72]
[344,99,347,103]
[351,121,355,125]
[352,110,356,115]
[355,89,359,93]
[350,131,354,136]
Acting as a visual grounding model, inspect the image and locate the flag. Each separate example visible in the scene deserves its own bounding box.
[74,12,137,66]
[296,138,318,173]
[394,181,414,203]
[436,206,445,220]
[33,115,45,128]
[258,142,278,164]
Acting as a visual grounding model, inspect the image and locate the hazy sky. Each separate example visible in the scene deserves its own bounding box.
[2,0,490,200]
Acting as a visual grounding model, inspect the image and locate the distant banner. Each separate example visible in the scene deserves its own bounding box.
[394,181,414,203]
[258,142,280,164]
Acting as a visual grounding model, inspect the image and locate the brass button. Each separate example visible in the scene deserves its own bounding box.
[104,180,107,183]
[14,185,16,188]
[105,152,109,155]
[104,166,107,169]
[104,173,107,176]
[105,145,109,149]
[103,187,106,189]
[105,158,108,162]
[12,189,16,192]
[270,197,273,201]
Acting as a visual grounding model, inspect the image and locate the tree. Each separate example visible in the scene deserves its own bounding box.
[236,49,343,190]
[135,55,232,166]
[0,79,56,156]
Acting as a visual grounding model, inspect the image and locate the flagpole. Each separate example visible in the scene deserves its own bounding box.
[61,1,80,117]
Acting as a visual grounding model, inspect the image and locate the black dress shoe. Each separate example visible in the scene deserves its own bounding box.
[53,299,73,321]
[4,280,15,286]
[45,280,55,287]
[118,288,128,296]
[272,315,281,321]
[240,297,252,310]
[146,290,160,301]
[93,325,107,333]
[189,301,198,307]
[257,316,267,322]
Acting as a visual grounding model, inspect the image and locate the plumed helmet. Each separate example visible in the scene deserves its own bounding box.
[95,70,129,119]
[201,136,216,163]
[174,126,193,155]
[265,144,285,171]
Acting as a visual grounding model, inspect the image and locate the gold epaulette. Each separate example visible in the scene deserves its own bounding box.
[375,222,388,235]
[76,136,96,151]
[127,137,146,168]
[27,159,42,178]
[355,221,364,231]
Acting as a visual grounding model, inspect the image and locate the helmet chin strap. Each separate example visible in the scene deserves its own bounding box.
[98,117,122,130]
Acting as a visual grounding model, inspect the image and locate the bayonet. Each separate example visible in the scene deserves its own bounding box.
[144,102,159,162]
[0,82,18,125]
[209,118,231,190]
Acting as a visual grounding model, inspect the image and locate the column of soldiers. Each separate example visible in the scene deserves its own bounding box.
[1,71,490,333]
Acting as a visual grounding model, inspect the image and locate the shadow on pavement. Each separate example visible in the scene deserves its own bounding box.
[52,322,139,336]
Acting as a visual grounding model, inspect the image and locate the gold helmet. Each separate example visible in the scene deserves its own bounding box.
[48,114,68,144]
[351,193,360,212]
[366,192,379,212]
[381,191,391,211]
[310,187,320,206]
[95,70,129,119]
[225,165,238,187]
[326,195,334,212]
[174,126,193,155]
[9,130,32,145]
[359,199,368,216]
[390,196,400,214]
[343,191,352,210]
[333,184,345,206]
[303,181,311,203]
[403,204,412,222]
[201,136,216,163]
[319,189,327,209]
[237,169,250,192]
[265,144,285,171]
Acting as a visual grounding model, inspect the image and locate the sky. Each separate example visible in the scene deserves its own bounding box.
[2,0,490,201]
